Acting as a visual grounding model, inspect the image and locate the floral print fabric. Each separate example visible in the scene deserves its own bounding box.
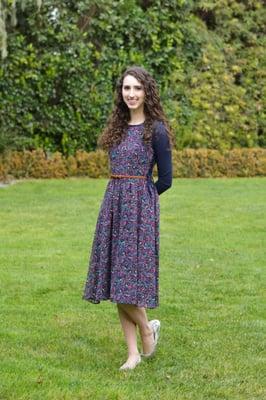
[82,124,160,308]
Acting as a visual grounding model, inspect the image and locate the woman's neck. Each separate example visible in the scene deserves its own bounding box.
[129,109,145,125]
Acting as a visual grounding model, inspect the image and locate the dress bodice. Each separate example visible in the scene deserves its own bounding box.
[109,125,155,178]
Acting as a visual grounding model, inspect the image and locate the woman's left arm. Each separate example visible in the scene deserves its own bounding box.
[152,121,173,195]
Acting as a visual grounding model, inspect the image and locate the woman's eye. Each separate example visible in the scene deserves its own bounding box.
[123,86,142,90]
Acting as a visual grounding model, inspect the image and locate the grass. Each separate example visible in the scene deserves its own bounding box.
[0,177,265,400]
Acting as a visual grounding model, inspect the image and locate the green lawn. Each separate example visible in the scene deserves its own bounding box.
[0,177,265,400]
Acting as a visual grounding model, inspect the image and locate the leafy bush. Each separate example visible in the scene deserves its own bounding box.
[0,0,265,154]
[0,148,265,182]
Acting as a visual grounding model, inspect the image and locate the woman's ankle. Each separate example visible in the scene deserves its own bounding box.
[127,351,140,357]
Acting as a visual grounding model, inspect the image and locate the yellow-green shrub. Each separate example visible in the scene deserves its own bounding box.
[0,148,265,183]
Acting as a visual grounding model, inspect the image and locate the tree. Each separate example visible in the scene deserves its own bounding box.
[0,0,42,59]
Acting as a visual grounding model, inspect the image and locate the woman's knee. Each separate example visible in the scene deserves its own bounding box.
[117,303,132,309]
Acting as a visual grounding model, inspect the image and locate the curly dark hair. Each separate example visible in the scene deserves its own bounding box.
[97,65,175,151]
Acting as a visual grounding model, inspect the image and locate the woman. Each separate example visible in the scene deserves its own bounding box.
[83,66,173,370]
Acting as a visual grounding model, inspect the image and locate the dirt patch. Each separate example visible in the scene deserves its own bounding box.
[0,179,18,188]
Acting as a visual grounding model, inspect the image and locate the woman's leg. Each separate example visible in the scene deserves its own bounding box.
[117,304,139,355]
[117,304,141,369]
[118,303,154,354]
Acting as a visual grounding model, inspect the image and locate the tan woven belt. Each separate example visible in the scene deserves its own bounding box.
[110,174,146,179]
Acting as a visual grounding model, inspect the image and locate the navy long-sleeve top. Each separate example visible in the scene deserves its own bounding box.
[152,121,172,195]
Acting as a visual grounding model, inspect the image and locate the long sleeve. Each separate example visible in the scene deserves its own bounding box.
[152,121,172,195]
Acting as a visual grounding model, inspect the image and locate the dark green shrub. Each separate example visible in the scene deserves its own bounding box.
[0,0,265,154]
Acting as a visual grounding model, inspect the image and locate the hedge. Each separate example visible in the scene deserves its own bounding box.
[1,148,265,183]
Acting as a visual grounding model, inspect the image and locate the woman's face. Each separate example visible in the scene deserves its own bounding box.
[122,74,145,112]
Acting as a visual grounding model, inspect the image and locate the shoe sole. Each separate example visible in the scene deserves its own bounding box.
[150,320,160,346]
[150,319,160,332]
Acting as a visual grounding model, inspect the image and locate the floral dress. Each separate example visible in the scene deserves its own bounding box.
[82,121,172,309]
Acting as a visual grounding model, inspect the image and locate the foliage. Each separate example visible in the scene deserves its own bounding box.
[0,0,265,154]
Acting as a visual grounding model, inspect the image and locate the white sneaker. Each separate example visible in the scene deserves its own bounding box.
[119,354,142,371]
